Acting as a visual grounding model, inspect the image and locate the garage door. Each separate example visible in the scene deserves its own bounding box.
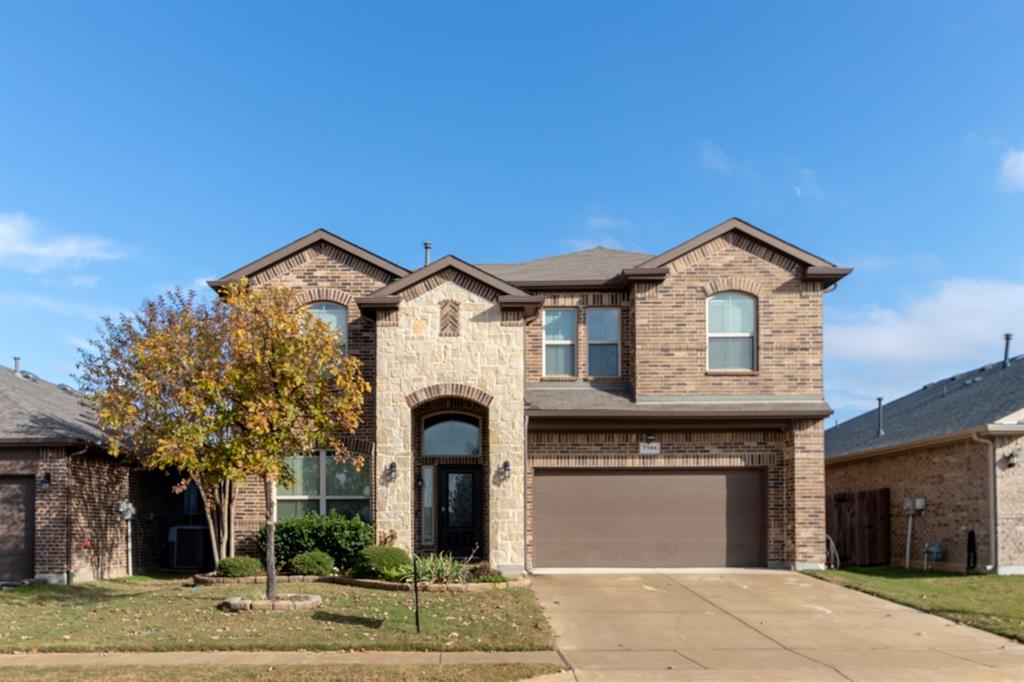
[0,477,35,581]
[532,469,765,568]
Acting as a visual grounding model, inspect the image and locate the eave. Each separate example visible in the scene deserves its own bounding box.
[825,423,1024,465]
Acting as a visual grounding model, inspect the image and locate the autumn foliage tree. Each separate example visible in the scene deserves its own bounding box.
[79,281,371,598]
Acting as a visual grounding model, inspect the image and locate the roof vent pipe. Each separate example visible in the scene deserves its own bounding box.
[13,356,20,376]
[876,397,885,437]
[1004,333,1013,369]
[423,242,432,267]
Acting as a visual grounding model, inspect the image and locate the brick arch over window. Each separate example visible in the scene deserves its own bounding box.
[701,277,764,298]
[294,287,355,308]
[405,384,494,409]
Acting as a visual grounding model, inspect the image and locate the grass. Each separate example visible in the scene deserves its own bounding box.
[0,664,561,681]
[806,566,1024,642]
[0,575,553,653]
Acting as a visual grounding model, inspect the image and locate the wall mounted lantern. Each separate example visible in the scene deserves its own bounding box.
[1007,451,1020,469]
[385,461,398,481]
[39,472,52,492]
[499,460,511,481]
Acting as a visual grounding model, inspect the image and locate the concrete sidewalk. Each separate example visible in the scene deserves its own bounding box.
[0,650,563,668]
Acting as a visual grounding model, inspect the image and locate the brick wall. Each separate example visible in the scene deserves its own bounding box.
[825,438,993,572]
[995,435,1024,572]
[31,448,70,578]
[526,429,794,568]
[70,453,131,581]
[785,419,825,567]
[633,232,823,397]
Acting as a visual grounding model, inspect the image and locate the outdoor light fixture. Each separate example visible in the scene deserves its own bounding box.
[644,432,656,444]
[385,461,398,480]
[1007,451,1020,469]
[39,472,52,492]
[500,460,511,479]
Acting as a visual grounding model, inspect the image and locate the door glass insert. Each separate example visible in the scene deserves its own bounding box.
[447,472,473,528]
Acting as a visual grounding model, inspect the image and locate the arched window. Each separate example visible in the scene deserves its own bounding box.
[308,302,348,355]
[423,414,481,457]
[707,292,756,370]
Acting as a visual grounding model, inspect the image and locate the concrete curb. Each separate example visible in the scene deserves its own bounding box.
[0,650,563,668]
[193,572,531,591]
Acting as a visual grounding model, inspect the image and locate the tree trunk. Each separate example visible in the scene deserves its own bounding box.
[264,477,276,601]
[226,480,236,557]
[217,481,229,560]
[196,476,221,566]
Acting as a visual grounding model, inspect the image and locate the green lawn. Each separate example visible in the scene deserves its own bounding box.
[806,566,1024,642]
[0,664,561,682]
[0,575,553,653]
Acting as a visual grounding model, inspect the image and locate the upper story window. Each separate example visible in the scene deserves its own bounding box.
[423,414,481,456]
[308,302,348,354]
[587,308,620,377]
[276,451,371,522]
[543,308,577,377]
[707,292,757,371]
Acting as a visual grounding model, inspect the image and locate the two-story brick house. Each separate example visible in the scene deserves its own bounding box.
[210,217,850,573]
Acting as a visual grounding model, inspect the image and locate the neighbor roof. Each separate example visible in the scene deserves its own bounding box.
[0,366,104,445]
[477,247,653,284]
[826,356,1024,461]
[371,254,532,299]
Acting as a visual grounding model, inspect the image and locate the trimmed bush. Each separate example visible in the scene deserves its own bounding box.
[216,556,263,578]
[356,544,411,579]
[289,549,335,576]
[257,512,373,572]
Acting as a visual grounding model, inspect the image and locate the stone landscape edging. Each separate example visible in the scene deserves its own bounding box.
[194,572,530,591]
[220,593,324,612]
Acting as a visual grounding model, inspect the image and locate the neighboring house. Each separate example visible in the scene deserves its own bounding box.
[212,217,850,572]
[825,356,1024,574]
[0,363,195,583]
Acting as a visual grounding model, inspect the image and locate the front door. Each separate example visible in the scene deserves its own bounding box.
[438,466,482,557]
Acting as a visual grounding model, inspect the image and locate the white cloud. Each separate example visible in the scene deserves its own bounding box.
[825,278,1024,420]
[563,235,625,251]
[699,139,732,173]
[792,166,823,201]
[70,275,99,289]
[998,148,1024,193]
[0,212,122,273]
[587,215,631,230]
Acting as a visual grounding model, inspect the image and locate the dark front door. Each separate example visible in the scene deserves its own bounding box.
[0,477,35,582]
[438,466,482,557]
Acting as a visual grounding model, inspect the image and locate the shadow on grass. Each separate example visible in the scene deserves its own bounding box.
[0,574,187,605]
[312,611,384,628]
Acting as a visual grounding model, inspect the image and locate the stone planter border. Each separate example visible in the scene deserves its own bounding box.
[221,593,323,612]
[194,572,530,591]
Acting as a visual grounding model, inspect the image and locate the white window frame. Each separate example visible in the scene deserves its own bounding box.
[542,308,577,377]
[586,307,621,377]
[277,450,370,517]
[706,293,757,371]
[308,302,349,355]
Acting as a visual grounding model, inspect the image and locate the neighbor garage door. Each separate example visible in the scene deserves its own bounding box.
[0,477,35,581]
[532,469,765,568]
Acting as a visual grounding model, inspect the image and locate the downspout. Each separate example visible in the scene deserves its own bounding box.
[65,444,90,585]
[523,413,529,576]
[971,431,998,573]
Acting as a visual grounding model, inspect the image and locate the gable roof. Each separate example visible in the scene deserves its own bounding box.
[368,254,534,301]
[826,356,1024,461]
[477,247,653,284]
[208,229,409,290]
[639,217,850,283]
[0,366,105,445]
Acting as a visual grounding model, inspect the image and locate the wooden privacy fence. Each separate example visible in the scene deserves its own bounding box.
[827,488,891,566]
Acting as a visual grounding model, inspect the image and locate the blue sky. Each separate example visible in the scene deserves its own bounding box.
[1,1,1021,423]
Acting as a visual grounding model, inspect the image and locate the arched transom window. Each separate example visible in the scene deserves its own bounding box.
[308,302,348,355]
[707,292,757,370]
[423,413,481,457]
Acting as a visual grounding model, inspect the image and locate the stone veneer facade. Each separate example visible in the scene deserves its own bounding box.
[375,279,525,571]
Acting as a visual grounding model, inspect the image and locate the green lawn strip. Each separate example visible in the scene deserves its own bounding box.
[0,664,562,682]
[805,567,1024,642]
[0,576,553,653]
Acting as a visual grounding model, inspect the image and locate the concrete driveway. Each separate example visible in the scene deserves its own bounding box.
[531,570,1024,681]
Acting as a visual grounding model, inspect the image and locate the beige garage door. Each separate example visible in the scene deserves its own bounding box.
[0,477,35,582]
[532,469,766,568]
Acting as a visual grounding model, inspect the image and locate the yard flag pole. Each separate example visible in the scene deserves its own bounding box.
[413,555,421,634]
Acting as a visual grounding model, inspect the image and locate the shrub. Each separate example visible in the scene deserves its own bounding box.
[413,552,465,584]
[356,544,412,579]
[216,556,263,578]
[466,561,507,583]
[289,549,334,576]
[257,512,373,572]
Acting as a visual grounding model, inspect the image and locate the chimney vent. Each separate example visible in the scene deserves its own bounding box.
[876,397,885,437]
[13,356,20,376]
[1004,333,1013,369]
[423,242,432,267]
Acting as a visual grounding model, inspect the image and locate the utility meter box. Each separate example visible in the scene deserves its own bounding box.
[914,497,926,512]
[116,500,136,520]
